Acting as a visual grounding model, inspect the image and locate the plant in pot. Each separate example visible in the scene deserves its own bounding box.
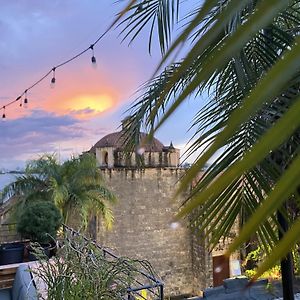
[17,200,62,261]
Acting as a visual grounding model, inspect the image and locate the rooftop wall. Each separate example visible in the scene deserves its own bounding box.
[94,168,209,297]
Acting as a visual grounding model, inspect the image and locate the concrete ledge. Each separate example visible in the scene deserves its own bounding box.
[203,277,276,300]
[224,277,248,293]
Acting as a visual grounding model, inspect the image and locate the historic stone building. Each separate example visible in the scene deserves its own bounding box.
[89,122,180,169]
[87,120,238,297]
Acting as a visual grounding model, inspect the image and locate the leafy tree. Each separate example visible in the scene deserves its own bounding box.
[2,154,116,229]
[17,201,62,244]
[115,0,300,278]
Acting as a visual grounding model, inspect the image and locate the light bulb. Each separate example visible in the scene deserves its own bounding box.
[91,56,97,69]
[24,97,28,109]
[50,77,56,88]
[23,90,28,108]
[2,107,6,121]
[51,68,56,88]
[90,45,97,69]
[16,95,22,107]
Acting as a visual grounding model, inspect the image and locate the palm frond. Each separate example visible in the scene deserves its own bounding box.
[115,0,300,274]
[117,0,180,54]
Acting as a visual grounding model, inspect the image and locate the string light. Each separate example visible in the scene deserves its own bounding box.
[24,90,28,108]
[15,95,22,107]
[0,19,112,120]
[50,68,56,88]
[2,106,6,121]
[90,44,97,65]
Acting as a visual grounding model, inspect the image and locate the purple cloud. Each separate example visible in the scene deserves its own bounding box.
[0,110,88,165]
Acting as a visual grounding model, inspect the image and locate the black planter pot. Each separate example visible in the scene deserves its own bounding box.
[49,242,57,258]
[0,242,24,265]
[27,243,51,261]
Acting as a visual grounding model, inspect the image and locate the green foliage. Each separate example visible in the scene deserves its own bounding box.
[293,246,300,276]
[17,201,62,244]
[243,247,281,280]
[31,233,155,300]
[243,245,300,279]
[2,153,116,229]
[115,0,300,276]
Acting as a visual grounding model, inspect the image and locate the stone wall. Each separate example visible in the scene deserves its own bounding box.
[94,168,207,297]
[95,149,180,168]
[191,229,213,292]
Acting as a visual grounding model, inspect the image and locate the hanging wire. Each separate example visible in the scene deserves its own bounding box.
[0,0,137,117]
[0,25,111,116]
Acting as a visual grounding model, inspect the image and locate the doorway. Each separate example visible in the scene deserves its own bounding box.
[212,255,230,287]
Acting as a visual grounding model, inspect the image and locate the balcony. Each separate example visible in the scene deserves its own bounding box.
[0,223,164,300]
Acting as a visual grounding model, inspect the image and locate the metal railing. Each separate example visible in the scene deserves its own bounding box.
[62,224,164,300]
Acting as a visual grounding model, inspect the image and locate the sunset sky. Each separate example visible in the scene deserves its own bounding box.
[0,0,204,170]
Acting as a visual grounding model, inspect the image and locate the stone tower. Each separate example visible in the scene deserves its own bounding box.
[89,119,180,169]
[87,121,212,297]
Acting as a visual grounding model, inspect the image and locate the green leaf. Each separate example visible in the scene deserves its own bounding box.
[228,153,300,255]
[151,0,290,130]
[176,37,300,197]
[253,217,300,280]
[176,93,300,220]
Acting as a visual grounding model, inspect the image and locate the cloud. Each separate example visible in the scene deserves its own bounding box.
[0,110,88,165]
[1,0,197,170]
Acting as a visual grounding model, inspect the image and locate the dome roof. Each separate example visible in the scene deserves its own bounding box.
[89,131,165,153]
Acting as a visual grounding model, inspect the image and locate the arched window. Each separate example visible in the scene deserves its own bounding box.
[102,151,108,166]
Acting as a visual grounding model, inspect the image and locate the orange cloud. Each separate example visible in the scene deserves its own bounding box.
[38,65,123,119]
[58,93,114,119]
[3,59,139,120]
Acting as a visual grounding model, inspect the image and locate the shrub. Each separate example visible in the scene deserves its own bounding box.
[243,245,300,280]
[31,233,146,299]
[17,201,62,244]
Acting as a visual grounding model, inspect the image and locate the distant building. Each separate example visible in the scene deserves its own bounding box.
[82,120,238,297]
[89,119,180,169]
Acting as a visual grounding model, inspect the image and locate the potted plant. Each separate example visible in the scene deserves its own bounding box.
[17,201,62,260]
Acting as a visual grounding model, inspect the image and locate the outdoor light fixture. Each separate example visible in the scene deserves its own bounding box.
[0,23,108,114]
[90,44,97,67]
[15,95,22,107]
[2,106,6,121]
[23,90,28,109]
[51,67,56,88]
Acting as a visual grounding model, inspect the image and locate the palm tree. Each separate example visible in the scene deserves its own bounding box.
[115,0,300,284]
[2,154,116,229]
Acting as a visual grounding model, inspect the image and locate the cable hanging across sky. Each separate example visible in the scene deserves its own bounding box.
[0,25,110,119]
[0,0,138,120]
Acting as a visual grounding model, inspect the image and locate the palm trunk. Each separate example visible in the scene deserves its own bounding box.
[277,208,294,300]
